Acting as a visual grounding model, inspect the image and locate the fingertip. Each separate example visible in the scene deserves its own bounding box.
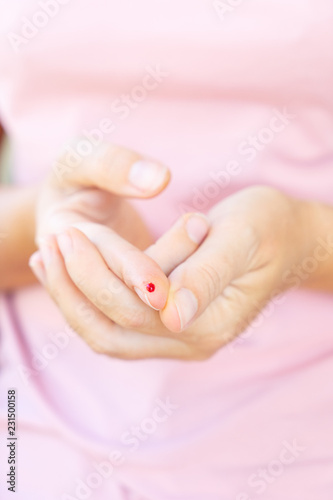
[160,287,198,333]
[29,251,47,286]
[133,272,169,311]
[29,250,43,268]
[160,304,183,333]
[185,213,210,245]
[57,225,94,258]
[128,160,171,197]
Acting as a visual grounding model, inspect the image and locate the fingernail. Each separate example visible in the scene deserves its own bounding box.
[40,240,54,267]
[57,232,73,257]
[29,252,46,285]
[174,288,198,330]
[134,286,159,311]
[129,161,168,192]
[186,214,209,245]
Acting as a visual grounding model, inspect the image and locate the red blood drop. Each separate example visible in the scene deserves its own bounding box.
[146,282,155,293]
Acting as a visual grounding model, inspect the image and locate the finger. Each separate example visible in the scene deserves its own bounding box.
[29,251,46,286]
[52,142,171,198]
[145,213,210,275]
[160,222,253,332]
[55,226,163,325]
[39,236,194,360]
[56,225,169,311]
[55,227,189,339]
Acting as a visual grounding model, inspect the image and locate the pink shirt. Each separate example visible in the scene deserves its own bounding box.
[0,1,333,498]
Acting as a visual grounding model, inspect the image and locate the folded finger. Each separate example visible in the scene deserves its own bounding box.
[65,224,169,310]
[37,237,193,360]
[160,222,253,332]
[145,213,210,276]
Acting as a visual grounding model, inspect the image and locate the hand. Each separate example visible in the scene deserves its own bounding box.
[31,210,210,359]
[155,185,311,355]
[137,185,311,358]
[34,142,172,310]
[32,184,312,360]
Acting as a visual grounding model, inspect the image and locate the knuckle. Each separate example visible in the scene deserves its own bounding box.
[195,263,224,301]
[88,340,106,355]
[72,269,90,290]
[116,308,147,330]
[85,327,119,357]
[95,286,116,311]
[90,337,121,357]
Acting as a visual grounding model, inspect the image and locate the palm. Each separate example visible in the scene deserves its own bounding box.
[38,186,153,250]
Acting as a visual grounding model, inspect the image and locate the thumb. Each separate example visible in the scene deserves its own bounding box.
[160,224,253,332]
[51,142,171,198]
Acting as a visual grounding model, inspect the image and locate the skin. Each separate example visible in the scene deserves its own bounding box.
[0,121,38,289]
[2,140,333,360]
[0,184,38,289]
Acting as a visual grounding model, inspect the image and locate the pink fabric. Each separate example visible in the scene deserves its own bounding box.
[1,1,333,498]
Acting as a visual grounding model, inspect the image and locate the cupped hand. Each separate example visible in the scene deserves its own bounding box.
[32,182,311,361]
[156,186,311,355]
[31,210,210,359]
[34,142,172,310]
